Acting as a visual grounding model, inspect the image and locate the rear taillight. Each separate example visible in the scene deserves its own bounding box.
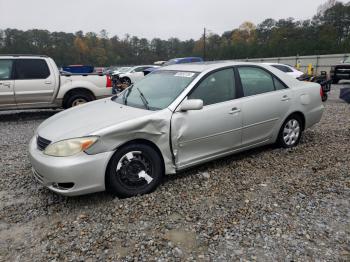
[106,75,112,88]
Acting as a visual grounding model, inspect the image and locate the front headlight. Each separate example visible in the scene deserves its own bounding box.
[44,136,98,157]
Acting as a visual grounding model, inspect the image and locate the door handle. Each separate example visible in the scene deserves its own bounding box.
[229,107,241,114]
[281,95,290,101]
[0,82,11,88]
[44,81,52,84]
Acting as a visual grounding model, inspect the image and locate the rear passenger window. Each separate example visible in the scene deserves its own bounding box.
[238,67,275,96]
[274,77,287,90]
[0,60,13,80]
[189,68,235,106]
[15,59,50,79]
[272,65,293,73]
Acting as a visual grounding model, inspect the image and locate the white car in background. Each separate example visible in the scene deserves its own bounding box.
[112,66,131,75]
[118,65,159,85]
[263,63,304,78]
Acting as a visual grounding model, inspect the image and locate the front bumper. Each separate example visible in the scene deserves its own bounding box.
[28,136,114,196]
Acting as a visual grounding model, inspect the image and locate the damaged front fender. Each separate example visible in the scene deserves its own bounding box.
[85,109,176,174]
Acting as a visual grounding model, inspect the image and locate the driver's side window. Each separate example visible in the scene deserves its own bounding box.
[188,68,236,106]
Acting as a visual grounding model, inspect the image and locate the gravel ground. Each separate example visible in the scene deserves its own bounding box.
[0,84,349,261]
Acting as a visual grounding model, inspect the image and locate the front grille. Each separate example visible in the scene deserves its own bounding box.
[37,136,51,151]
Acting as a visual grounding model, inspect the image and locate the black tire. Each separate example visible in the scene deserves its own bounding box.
[322,93,328,102]
[64,92,94,108]
[277,115,303,148]
[106,143,164,198]
[121,77,131,86]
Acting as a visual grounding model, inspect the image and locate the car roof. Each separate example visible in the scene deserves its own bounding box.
[263,62,276,65]
[263,62,290,66]
[159,61,273,72]
[159,61,305,89]
[0,54,48,58]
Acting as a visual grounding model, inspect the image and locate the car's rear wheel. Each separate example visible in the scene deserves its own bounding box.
[277,115,303,148]
[106,144,163,198]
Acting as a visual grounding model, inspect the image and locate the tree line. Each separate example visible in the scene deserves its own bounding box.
[0,0,349,66]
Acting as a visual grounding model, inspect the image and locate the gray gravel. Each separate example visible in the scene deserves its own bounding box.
[1,84,349,261]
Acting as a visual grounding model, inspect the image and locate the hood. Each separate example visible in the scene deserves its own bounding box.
[37,98,153,142]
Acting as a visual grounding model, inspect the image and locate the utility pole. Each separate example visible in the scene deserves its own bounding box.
[203,28,206,61]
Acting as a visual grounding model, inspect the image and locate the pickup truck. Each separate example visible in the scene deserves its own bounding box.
[330,57,350,84]
[0,55,113,110]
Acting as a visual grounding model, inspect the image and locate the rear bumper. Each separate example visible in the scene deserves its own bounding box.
[29,136,114,196]
[305,104,325,129]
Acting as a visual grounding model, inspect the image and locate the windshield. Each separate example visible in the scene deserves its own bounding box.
[113,70,198,110]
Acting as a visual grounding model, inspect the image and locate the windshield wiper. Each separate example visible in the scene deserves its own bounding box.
[135,87,150,110]
[122,84,133,105]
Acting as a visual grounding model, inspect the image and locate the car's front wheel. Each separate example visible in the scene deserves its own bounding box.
[106,143,164,198]
[121,77,131,87]
[277,115,303,148]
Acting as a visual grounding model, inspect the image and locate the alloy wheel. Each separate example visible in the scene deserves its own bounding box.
[283,119,300,146]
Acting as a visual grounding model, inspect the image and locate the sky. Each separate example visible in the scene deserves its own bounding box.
[0,0,345,40]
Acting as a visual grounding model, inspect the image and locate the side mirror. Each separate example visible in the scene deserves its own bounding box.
[179,99,203,111]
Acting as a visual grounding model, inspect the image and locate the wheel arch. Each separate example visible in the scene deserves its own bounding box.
[121,76,132,83]
[275,111,305,147]
[106,138,166,176]
[286,111,306,131]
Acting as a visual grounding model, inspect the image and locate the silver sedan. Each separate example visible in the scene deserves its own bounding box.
[29,62,324,197]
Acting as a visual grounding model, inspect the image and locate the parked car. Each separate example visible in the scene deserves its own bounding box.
[163,57,204,66]
[330,57,350,84]
[263,63,304,78]
[29,62,324,197]
[144,57,204,75]
[117,65,159,86]
[0,55,112,110]
[104,66,122,75]
[111,66,131,76]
